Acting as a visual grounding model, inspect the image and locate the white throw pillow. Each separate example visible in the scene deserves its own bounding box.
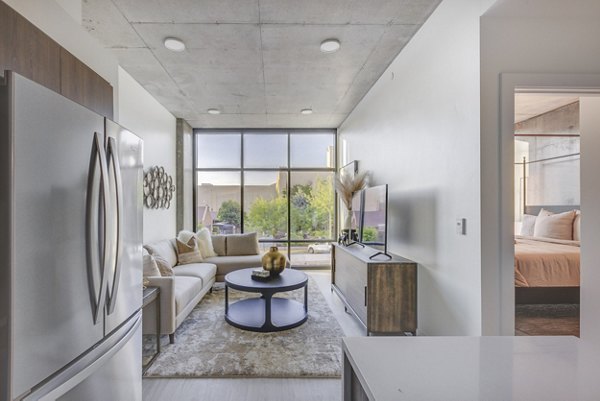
[533,209,576,240]
[142,248,161,277]
[196,227,217,258]
[520,214,537,236]
[573,210,581,241]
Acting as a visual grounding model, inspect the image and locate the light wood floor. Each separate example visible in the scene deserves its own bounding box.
[142,270,364,401]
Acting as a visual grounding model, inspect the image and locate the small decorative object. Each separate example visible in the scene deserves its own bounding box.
[335,168,367,231]
[251,268,272,282]
[261,246,287,277]
[143,166,176,209]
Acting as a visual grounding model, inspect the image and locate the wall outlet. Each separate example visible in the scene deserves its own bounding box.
[456,218,467,235]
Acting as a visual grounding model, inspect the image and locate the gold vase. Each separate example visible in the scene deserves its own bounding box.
[262,246,287,276]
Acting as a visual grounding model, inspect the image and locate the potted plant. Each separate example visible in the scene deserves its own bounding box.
[335,171,367,243]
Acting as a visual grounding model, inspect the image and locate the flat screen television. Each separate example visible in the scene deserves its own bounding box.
[360,184,390,259]
[350,189,363,242]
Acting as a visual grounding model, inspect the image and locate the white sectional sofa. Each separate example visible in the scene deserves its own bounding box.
[142,233,262,343]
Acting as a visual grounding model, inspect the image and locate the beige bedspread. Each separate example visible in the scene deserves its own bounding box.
[514,236,580,287]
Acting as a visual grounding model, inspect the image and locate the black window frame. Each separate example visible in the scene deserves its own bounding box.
[193,128,338,268]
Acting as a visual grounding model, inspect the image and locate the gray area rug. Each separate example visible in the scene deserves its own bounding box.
[145,276,344,378]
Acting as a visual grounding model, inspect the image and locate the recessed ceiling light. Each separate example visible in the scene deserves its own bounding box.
[164,37,186,52]
[320,39,341,53]
[301,108,313,115]
[207,108,221,115]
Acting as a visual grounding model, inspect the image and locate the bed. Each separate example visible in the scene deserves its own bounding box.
[515,205,580,304]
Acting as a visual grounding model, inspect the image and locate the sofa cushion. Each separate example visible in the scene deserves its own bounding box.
[173,276,204,315]
[154,254,174,277]
[226,232,260,256]
[145,239,178,267]
[205,254,262,277]
[143,248,161,277]
[197,228,217,257]
[211,235,227,256]
[173,263,217,287]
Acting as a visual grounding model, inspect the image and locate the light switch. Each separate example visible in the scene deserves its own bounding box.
[456,218,467,235]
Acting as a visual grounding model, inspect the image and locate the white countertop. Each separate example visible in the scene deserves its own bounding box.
[343,336,600,401]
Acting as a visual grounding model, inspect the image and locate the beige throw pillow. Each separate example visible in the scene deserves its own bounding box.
[154,254,174,276]
[143,249,161,277]
[573,210,581,241]
[211,235,227,256]
[176,234,203,265]
[196,227,217,258]
[226,232,260,256]
[533,209,576,240]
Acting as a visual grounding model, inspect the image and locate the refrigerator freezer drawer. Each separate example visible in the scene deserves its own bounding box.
[25,312,142,401]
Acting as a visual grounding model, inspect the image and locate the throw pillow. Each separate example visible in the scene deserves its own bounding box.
[211,235,227,256]
[226,232,260,256]
[143,248,161,277]
[573,210,581,241]
[533,209,576,240]
[520,214,537,236]
[176,231,203,264]
[196,227,217,258]
[154,254,174,276]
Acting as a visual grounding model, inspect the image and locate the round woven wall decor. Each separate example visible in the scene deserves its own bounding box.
[143,166,175,209]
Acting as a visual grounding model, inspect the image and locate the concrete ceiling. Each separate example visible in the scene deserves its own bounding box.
[82,0,441,128]
[515,93,579,123]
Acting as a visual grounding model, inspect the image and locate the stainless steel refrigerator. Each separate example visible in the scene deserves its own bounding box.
[0,71,143,401]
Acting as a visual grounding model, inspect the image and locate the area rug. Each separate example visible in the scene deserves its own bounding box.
[515,304,579,337]
[144,276,344,378]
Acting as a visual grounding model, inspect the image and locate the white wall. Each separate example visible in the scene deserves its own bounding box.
[117,67,177,243]
[480,0,600,335]
[579,97,600,343]
[339,0,493,336]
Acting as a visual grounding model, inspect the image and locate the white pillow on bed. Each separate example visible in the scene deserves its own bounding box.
[533,209,576,240]
[520,214,537,236]
[573,210,581,241]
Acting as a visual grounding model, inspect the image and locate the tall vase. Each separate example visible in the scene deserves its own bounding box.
[344,208,353,230]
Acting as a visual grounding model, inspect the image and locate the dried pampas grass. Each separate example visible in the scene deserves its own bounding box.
[335,171,368,210]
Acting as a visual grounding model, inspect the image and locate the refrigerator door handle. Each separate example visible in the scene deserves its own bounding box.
[106,137,123,315]
[85,132,110,325]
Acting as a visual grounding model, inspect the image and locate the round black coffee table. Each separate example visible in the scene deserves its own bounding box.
[224,268,308,332]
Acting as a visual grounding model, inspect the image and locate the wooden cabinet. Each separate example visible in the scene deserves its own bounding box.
[0,2,113,118]
[60,48,113,119]
[332,243,417,335]
[0,2,61,93]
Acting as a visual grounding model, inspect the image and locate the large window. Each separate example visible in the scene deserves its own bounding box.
[194,130,336,268]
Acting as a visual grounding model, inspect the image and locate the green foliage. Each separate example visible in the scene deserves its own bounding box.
[245,196,288,238]
[362,226,378,242]
[217,200,241,228]
[245,176,335,240]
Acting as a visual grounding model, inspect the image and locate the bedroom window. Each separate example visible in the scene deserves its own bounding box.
[193,130,337,268]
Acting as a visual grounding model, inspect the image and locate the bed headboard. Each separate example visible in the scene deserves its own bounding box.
[524,205,580,216]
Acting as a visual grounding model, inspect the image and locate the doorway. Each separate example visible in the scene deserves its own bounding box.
[495,73,600,338]
[513,93,580,336]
